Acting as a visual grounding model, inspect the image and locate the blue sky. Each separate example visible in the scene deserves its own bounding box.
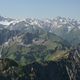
[0,0,80,19]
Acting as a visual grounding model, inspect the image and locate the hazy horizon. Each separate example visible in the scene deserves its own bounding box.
[0,0,80,20]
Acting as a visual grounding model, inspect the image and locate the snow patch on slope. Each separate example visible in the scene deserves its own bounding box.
[0,20,11,25]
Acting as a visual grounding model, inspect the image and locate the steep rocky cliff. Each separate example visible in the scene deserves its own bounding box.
[0,46,80,80]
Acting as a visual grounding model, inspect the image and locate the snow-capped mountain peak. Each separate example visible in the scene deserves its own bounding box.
[0,16,80,33]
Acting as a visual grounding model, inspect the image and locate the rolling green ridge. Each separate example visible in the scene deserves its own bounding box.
[1,30,70,65]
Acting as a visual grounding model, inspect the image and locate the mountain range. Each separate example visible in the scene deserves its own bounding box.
[0,16,80,80]
[0,16,80,46]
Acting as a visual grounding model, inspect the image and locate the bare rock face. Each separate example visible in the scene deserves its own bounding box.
[0,58,19,80]
[66,47,80,80]
[0,46,80,80]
